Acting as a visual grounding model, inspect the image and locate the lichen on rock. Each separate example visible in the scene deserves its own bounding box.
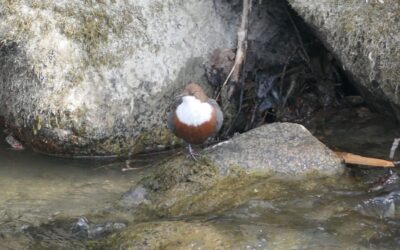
[0,0,238,156]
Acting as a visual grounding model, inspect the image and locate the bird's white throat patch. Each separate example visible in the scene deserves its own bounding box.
[176,96,213,126]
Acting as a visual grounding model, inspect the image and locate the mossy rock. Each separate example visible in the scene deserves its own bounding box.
[119,123,345,218]
[0,0,238,156]
[90,221,236,250]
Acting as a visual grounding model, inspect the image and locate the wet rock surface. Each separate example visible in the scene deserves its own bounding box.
[93,221,236,250]
[104,175,399,250]
[288,0,400,119]
[119,123,345,218]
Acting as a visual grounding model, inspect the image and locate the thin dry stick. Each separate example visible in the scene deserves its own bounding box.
[121,160,147,172]
[231,0,251,83]
[335,151,396,168]
[215,63,236,100]
[215,0,252,100]
[226,47,248,135]
[284,6,313,73]
[279,48,297,92]
[278,48,300,116]
[389,138,400,159]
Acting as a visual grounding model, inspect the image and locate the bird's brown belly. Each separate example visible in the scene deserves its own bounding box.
[173,111,217,145]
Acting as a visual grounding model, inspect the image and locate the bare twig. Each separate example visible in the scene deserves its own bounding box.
[389,138,400,159]
[278,48,300,116]
[247,103,259,131]
[284,6,313,73]
[215,62,236,100]
[231,0,252,83]
[121,160,145,172]
[279,47,300,95]
[225,50,248,135]
[215,0,252,100]
[281,78,297,110]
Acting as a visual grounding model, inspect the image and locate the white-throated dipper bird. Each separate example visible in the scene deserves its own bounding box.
[167,83,223,160]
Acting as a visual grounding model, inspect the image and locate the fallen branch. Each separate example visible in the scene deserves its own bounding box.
[335,151,399,168]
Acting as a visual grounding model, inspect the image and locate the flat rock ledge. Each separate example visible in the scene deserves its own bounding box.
[207,122,344,177]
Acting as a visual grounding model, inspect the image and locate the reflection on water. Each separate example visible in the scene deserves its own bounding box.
[0,142,143,225]
[1,108,400,249]
[308,107,400,160]
[0,151,137,223]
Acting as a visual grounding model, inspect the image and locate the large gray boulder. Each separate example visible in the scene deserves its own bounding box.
[207,122,343,177]
[288,0,400,118]
[0,0,238,156]
[0,0,303,157]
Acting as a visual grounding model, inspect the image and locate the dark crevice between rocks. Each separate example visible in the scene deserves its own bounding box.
[207,0,395,143]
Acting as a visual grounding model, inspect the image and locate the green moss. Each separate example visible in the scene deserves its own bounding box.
[135,155,287,217]
[132,128,182,154]
[142,156,217,191]
[164,172,281,217]
[135,157,342,219]
[80,127,180,157]
[55,4,136,68]
[48,112,60,128]
[21,110,180,156]
[33,116,42,135]
[90,221,235,250]
[1,0,143,76]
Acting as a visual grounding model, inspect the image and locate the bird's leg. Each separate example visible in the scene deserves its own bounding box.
[187,144,199,161]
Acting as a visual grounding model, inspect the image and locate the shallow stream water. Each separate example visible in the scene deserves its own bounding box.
[1,107,400,249]
[0,130,159,249]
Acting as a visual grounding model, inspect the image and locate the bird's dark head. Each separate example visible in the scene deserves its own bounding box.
[181,83,208,102]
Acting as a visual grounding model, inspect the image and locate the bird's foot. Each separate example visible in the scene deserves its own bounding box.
[187,144,200,161]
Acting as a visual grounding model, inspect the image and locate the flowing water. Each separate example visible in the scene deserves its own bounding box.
[1,107,400,249]
[0,130,160,249]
